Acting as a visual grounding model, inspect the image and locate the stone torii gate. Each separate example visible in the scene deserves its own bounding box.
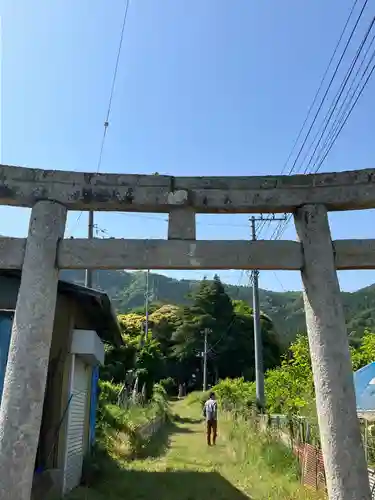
[0,165,374,500]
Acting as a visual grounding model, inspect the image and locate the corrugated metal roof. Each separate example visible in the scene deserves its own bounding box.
[0,270,122,347]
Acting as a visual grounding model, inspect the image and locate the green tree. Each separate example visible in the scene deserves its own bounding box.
[100,336,137,383]
[149,304,181,355]
[101,313,166,393]
[351,330,375,370]
[173,279,281,388]
[228,300,281,380]
[135,335,165,398]
[172,276,234,387]
[264,335,313,415]
[263,332,375,417]
[101,281,283,395]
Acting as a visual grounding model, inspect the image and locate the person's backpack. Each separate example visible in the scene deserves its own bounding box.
[204,400,217,421]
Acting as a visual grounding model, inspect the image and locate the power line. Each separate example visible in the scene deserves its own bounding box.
[279,0,363,176]
[257,0,368,240]
[266,8,374,242]
[310,31,375,170]
[301,15,375,176]
[116,211,260,229]
[272,271,286,292]
[96,0,130,175]
[247,213,288,242]
[71,211,257,232]
[286,0,368,177]
[68,0,130,237]
[313,49,375,172]
[269,214,291,241]
[272,20,375,242]
[311,27,375,173]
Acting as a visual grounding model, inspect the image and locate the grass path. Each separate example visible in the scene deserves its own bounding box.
[111,402,248,500]
[69,400,323,500]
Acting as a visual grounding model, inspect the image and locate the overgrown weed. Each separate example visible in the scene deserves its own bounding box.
[221,412,325,499]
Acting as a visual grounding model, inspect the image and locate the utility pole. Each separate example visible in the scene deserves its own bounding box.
[203,328,209,392]
[85,211,94,288]
[250,214,287,410]
[145,269,150,338]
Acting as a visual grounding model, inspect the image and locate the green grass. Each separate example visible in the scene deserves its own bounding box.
[67,399,325,500]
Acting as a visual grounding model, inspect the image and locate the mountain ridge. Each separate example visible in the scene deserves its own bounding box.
[60,269,375,343]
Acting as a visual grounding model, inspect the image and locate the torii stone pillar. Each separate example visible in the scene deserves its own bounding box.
[294,204,370,500]
[0,200,67,500]
[168,208,196,240]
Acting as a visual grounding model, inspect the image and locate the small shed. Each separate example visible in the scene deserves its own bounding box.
[354,362,375,420]
[0,270,122,497]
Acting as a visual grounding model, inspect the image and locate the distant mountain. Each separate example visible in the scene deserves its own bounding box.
[60,270,375,344]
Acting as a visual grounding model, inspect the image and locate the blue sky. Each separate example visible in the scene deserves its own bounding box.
[1,0,375,292]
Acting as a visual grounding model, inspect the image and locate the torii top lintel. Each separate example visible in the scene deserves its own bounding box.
[0,164,374,213]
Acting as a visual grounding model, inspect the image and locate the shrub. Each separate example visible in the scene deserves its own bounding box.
[151,383,170,417]
[224,414,311,498]
[99,380,122,405]
[212,378,256,411]
[96,380,170,459]
[158,377,176,395]
[184,390,210,408]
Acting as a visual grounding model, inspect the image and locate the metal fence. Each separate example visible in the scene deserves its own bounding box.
[361,418,375,467]
[259,414,325,492]
[262,414,375,497]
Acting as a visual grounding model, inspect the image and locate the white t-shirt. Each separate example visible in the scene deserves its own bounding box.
[204,398,218,421]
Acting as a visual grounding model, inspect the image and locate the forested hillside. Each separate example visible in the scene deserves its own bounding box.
[60,269,375,342]
[97,274,281,394]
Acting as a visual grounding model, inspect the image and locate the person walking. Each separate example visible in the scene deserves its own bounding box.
[203,392,218,446]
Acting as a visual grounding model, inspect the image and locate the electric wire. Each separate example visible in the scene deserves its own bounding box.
[279,0,362,176]
[68,0,130,236]
[266,10,374,242]
[301,16,375,176]
[256,0,369,240]
[272,19,375,242]
[312,28,375,172]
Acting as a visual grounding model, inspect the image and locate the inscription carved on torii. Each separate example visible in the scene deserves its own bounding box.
[0,164,372,500]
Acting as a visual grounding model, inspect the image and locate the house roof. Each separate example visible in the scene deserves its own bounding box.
[0,270,122,347]
[354,362,375,414]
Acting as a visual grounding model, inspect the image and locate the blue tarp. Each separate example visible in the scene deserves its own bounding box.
[354,362,375,412]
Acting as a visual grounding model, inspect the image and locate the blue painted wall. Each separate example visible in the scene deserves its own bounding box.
[0,314,13,401]
[89,365,99,448]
